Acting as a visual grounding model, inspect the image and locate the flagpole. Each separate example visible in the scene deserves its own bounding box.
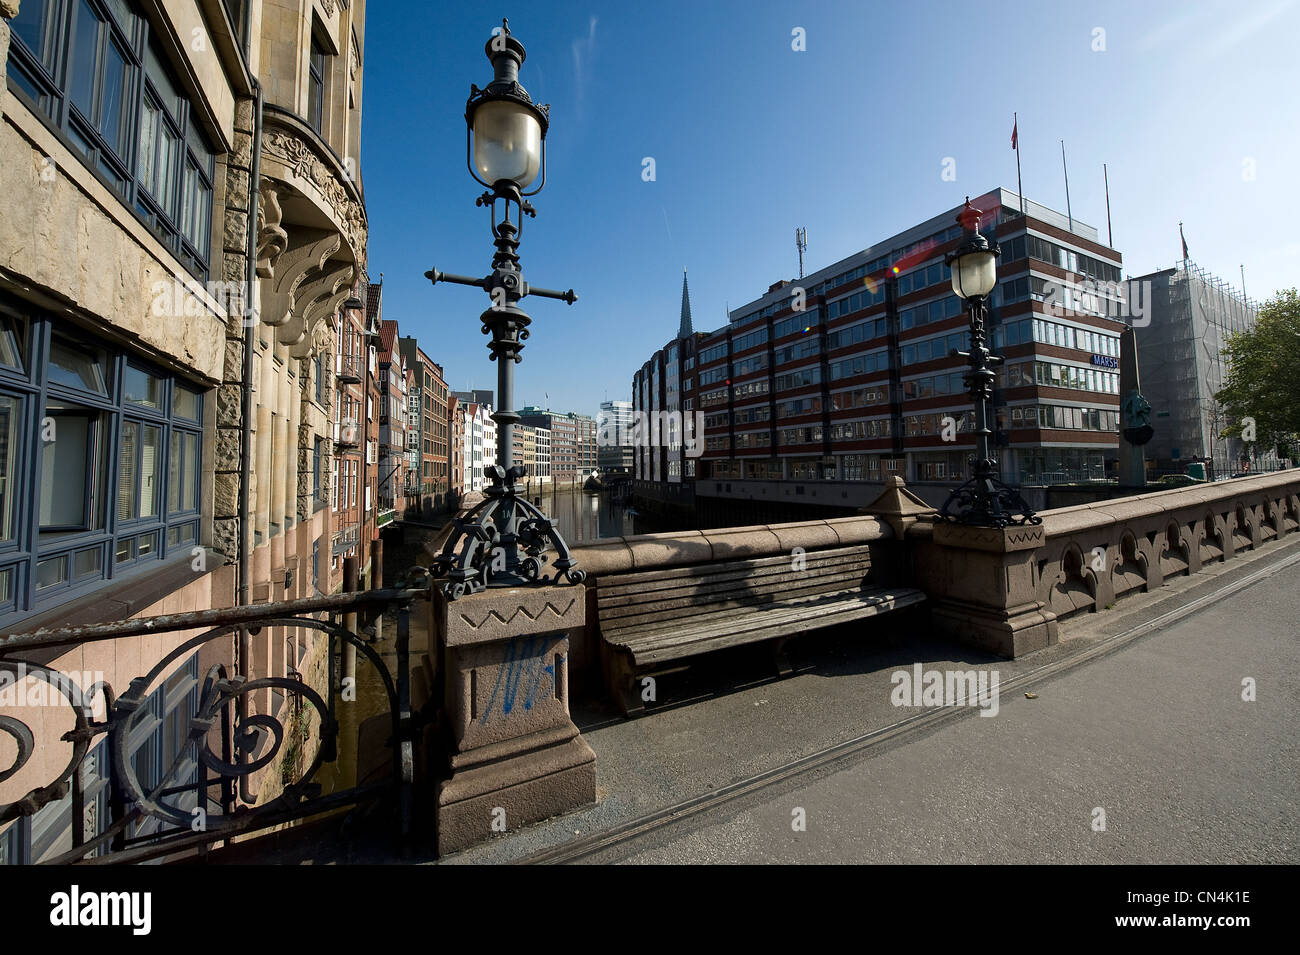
[1014,112,1024,215]
[1103,163,1113,248]
[1061,140,1073,232]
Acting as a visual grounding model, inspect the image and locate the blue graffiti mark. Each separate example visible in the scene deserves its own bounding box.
[480,634,561,724]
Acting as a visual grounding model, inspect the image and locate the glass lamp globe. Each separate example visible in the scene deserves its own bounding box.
[950,246,998,299]
[472,100,543,189]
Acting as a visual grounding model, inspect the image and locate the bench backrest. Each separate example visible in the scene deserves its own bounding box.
[596,544,874,634]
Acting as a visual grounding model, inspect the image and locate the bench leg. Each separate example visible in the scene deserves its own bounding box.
[606,649,645,718]
[772,636,795,678]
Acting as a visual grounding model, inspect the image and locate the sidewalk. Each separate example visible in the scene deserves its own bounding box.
[442,536,1300,864]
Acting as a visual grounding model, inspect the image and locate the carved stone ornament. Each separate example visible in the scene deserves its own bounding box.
[262,127,367,266]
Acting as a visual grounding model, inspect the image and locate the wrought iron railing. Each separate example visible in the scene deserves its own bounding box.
[0,575,431,864]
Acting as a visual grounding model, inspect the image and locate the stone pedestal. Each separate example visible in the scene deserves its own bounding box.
[925,522,1058,658]
[435,584,595,855]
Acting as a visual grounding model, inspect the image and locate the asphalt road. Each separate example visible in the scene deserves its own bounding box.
[585,556,1300,864]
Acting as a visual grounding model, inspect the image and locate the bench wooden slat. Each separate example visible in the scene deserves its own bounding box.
[605,584,913,642]
[596,550,871,611]
[619,589,927,666]
[596,544,873,590]
[599,569,874,629]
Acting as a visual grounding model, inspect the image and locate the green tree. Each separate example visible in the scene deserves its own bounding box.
[1216,288,1300,458]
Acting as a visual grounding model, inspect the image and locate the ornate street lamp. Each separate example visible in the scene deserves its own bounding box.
[425,19,584,599]
[938,198,1041,528]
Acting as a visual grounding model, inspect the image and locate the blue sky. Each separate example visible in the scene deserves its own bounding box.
[360,0,1300,416]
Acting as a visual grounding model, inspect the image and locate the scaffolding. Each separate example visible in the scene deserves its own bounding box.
[1132,261,1277,479]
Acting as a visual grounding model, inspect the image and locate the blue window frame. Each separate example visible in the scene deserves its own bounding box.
[0,294,206,627]
[7,0,217,278]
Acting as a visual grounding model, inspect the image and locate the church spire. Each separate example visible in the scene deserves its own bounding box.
[678,267,694,340]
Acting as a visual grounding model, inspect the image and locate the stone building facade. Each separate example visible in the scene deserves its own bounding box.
[0,0,369,862]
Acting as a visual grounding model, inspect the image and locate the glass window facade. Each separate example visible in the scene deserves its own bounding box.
[0,296,204,626]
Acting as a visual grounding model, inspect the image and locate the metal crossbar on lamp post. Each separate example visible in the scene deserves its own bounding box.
[425,19,584,599]
[938,198,1041,528]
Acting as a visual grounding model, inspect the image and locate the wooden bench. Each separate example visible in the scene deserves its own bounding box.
[596,543,925,715]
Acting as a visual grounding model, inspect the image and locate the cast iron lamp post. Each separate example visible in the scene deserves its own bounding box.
[425,19,584,599]
[938,198,1041,528]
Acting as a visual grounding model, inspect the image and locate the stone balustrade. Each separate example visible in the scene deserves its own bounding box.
[1031,470,1300,621]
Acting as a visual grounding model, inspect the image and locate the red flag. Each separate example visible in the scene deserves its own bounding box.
[1011,117,1018,150]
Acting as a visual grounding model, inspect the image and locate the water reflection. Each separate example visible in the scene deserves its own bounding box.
[525,485,635,543]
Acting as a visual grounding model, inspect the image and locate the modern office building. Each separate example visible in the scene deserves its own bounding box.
[461,401,496,493]
[518,407,596,483]
[598,399,635,473]
[532,424,551,481]
[633,188,1127,510]
[512,423,537,476]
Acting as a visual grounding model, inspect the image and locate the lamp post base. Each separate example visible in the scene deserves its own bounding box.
[432,465,585,600]
[939,475,1042,528]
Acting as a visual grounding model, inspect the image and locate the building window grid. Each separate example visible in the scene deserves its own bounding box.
[8,0,217,279]
[0,301,204,624]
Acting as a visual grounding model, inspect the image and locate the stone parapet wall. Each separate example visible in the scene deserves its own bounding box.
[569,516,895,578]
[1031,470,1300,621]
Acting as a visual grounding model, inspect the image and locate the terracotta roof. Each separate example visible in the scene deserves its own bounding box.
[366,280,383,325]
[378,319,399,358]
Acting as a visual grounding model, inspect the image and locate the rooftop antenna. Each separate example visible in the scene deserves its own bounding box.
[795,227,808,280]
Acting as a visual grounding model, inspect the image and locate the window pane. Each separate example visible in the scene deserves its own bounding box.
[74,546,102,579]
[99,38,130,159]
[118,419,138,522]
[105,0,138,35]
[158,125,180,215]
[174,386,200,421]
[145,42,183,121]
[195,179,212,258]
[182,431,197,511]
[180,161,198,247]
[0,566,11,604]
[124,365,161,408]
[49,339,107,393]
[136,531,157,557]
[36,555,67,590]
[41,414,90,527]
[69,1,102,119]
[0,397,17,542]
[141,424,160,518]
[12,0,52,64]
[138,98,159,192]
[168,429,180,513]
